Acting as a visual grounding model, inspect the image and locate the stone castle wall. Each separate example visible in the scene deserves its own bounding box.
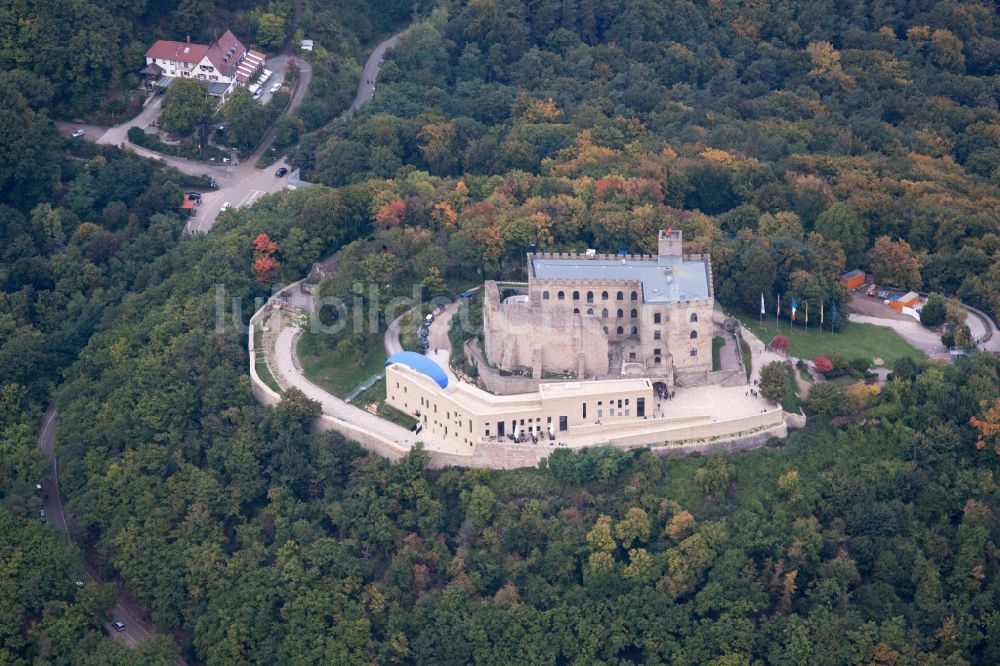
[483,280,609,376]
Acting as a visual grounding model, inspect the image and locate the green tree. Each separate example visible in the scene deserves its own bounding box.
[807,382,846,417]
[919,293,946,327]
[815,203,867,267]
[253,12,288,51]
[220,87,268,152]
[161,78,213,136]
[759,361,791,403]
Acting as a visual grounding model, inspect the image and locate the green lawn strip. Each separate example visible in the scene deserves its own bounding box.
[252,325,282,393]
[712,336,725,371]
[734,312,925,369]
[781,372,802,413]
[298,332,388,399]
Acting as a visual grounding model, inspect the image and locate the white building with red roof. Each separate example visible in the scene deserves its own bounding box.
[143,31,266,99]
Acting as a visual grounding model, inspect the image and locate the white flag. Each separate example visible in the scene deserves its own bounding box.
[760,293,765,315]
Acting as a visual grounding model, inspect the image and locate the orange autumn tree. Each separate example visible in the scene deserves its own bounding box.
[252,233,280,284]
[970,398,1000,454]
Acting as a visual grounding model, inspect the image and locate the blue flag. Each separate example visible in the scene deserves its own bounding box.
[831,301,838,326]
[790,298,798,321]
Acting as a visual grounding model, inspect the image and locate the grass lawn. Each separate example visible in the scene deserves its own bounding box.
[298,331,388,399]
[782,373,802,413]
[712,336,725,371]
[734,313,925,369]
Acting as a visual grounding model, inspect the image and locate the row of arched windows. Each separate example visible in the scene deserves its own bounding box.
[544,290,640,302]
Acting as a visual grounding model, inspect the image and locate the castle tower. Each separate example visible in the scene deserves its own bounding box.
[658,228,683,257]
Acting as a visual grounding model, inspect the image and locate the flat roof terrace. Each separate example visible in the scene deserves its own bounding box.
[531,254,710,303]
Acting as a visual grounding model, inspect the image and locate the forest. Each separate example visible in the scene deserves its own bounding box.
[2,0,1000,664]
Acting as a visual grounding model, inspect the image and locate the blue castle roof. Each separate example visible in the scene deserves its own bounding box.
[385,352,448,389]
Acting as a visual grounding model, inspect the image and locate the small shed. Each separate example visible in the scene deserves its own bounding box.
[889,291,920,312]
[300,39,314,51]
[840,269,865,289]
[178,194,197,216]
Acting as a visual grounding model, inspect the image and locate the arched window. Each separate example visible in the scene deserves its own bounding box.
[586,291,594,303]
[616,308,623,318]
[601,308,609,318]
[630,309,638,318]
[631,291,638,300]
[630,326,637,335]
[616,326,624,335]
[690,312,698,322]
[601,291,608,300]
[587,308,594,315]
[616,291,624,300]
[573,291,580,300]
[573,308,580,314]
[602,326,609,334]
[690,330,698,339]
[558,291,565,300]
[543,291,550,300]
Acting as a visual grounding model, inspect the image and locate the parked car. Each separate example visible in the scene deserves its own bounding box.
[275,167,288,177]
[220,202,231,212]
[270,82,281,93]
[39,510,46,523]
[71,128,85,138]
[111,621,125,632]
[866,285,876,297]
[252,89,263,99]
[187,191,201,200]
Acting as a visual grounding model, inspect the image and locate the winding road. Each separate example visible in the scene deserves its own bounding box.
[37,409,159,650]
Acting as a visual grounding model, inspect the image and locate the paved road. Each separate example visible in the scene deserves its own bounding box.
[37,409,156,650]
[271,325,418,448]
[250,55,313,163]
[350,33,402,112]
[384,311,407,355]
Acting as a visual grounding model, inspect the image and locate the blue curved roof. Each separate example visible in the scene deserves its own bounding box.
[385,352,448,389]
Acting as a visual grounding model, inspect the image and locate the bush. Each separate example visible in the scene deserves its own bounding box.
[814,355,833,373]
[848,357,872,376]
[808,382,846,417]
[770,335,790,351]
[127,126,145,144]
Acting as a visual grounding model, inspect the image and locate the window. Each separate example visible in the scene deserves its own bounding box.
[690,312,698,322]
[558,291,565,300]
[654,312,661,324]
[625,399,629,405]
[631,291,638,300]
[601,291,608,300]
[631,326,637,335]
[610,406,615,417]
[543,291,550,300]
[587,291,594,303]
[637,398,645,417]
[654,331,661,340]
[631,309,638,318]
[559,416,568,431]
[691,347,698,356]
[618,400,623,408]
[598,407,603,419]
[629,352,636,361]
[601,308,609,318]
[573,291,580,300]
[582,403,587,419]
[616,291,624,300]
[654,348,662,357]
[617,308,624,318]
[574,308,580,314]
[602,326,609,334]
[587,308,594,315]
[690,330,698,339]
[617,326,624,335]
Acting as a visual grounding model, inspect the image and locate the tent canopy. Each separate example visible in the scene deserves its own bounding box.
[385,352,448,389]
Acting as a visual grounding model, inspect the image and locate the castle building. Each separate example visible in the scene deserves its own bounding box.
[483,229,714,386]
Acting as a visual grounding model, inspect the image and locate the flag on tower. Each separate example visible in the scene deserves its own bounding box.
[760,293,765,316]
[831,301,838,326]
[820,301,824,326]
[777,295,781,318]
[805,302,809,325]
[790,298,798,321]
